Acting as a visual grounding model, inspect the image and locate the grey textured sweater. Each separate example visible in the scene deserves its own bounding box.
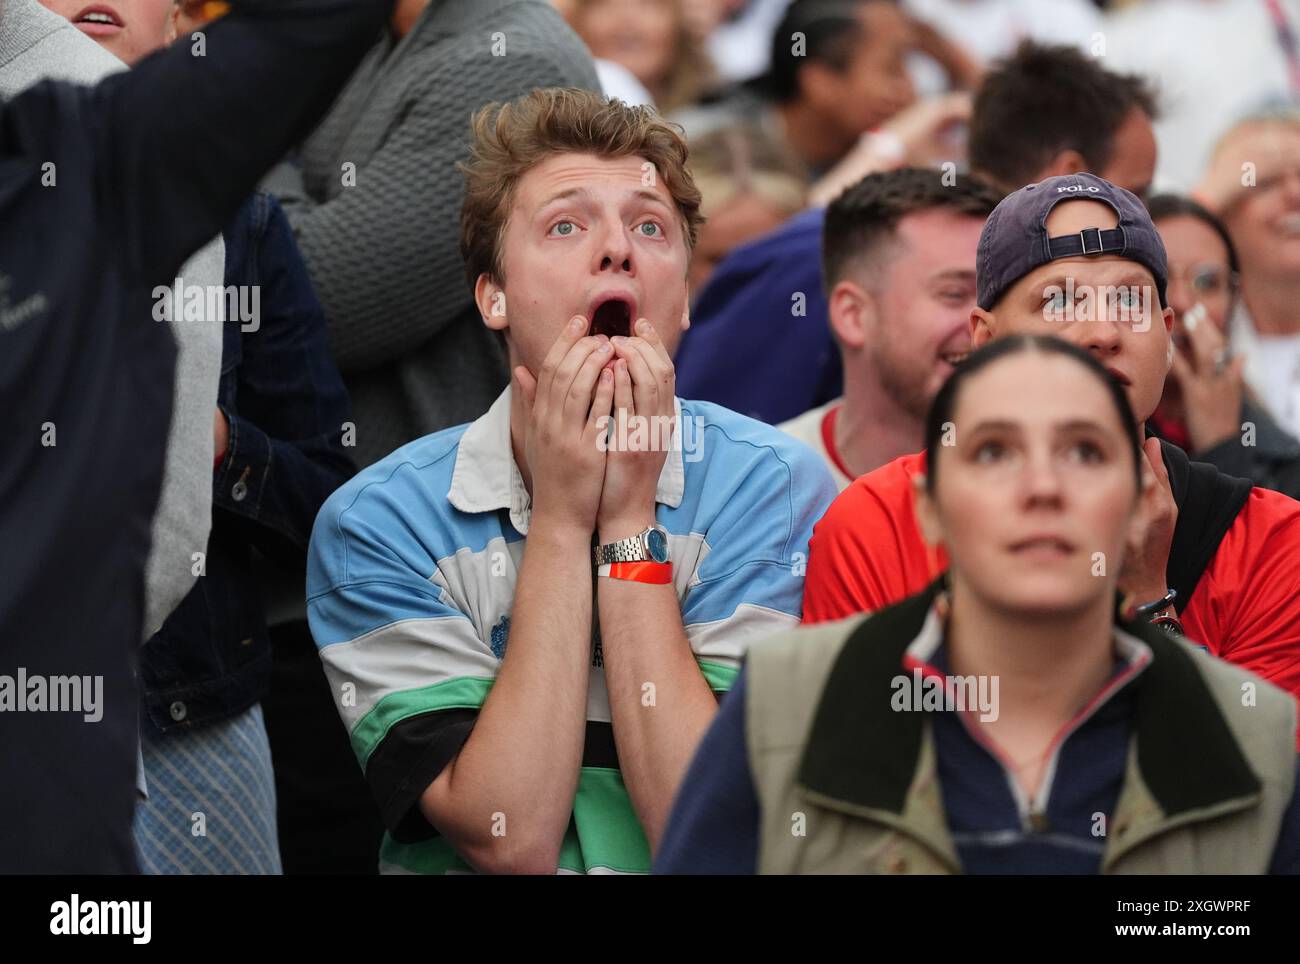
[0,0,224,639]
[274,0,599,467]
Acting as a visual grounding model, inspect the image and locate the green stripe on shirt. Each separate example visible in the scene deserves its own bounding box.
[379,767,651,874]
[351,675,494,766]
[698,659,739,693]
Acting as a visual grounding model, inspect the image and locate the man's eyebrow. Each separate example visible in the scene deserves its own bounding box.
[928,268,977,283]
[1084,272,1156,292]
[1110,271,1154,287]
[1034,270,1151,292]
[628,188,674,211]
[535,186,594,210]
[534,186,674,212]
[1034,275,1072,297]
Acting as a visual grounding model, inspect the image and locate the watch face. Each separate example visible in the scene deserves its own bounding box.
[646,527,669,563]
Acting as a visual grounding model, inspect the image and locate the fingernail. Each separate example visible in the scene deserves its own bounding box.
[599,341,611,353]
[601,369,612,382]
[612,336,624,347]
[570,316,585,332]
[636,319,650,335]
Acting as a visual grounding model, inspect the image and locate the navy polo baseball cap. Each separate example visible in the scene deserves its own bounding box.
[976,173,1168,311]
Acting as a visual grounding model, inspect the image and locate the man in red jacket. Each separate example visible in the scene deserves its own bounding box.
[803,173,1300,729]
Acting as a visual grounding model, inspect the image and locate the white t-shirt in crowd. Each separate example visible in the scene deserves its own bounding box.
[1231,303,1300,440]
[778,398,853,492]
[1104,0,1300,192]
[595,58,654,108]
[904,0,1102,62]
[706,0,794,84]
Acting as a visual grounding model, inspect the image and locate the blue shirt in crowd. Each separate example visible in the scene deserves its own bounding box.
[675,208,839,425]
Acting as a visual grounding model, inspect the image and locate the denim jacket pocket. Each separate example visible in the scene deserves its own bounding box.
[139,538,271,733]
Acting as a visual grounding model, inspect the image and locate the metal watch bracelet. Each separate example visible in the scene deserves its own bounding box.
[594,538,648,566]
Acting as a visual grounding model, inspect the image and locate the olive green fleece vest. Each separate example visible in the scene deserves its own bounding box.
[746,613,1296,875]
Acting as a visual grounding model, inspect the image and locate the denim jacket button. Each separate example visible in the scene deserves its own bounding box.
[169,700,188,722]
[231,480,248,502]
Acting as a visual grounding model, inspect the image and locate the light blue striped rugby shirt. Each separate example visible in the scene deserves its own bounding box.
[307,387,837,873]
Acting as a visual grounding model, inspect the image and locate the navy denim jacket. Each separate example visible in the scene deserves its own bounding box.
[140,192,355,733]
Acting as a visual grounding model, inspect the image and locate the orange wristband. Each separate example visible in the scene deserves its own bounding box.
[598,561,673,584]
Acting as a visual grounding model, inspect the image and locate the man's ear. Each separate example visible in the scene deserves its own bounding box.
[796,60,840,111]
[1039,149,1088,180]
[971,306,996,349]
[475,274,508,331]
[913,472,944,548]
[680,301,691,332]
[827,279,876,351]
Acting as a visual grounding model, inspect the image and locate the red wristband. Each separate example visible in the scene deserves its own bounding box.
[598,561,673,584]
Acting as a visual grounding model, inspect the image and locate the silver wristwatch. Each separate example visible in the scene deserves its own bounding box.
[593,525,670,567]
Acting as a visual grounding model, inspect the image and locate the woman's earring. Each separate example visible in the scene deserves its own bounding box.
[1118,590,1139,622]
[935,571,952,622]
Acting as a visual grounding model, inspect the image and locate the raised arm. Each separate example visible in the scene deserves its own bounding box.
[597,328,838,851]
[416,510,595,873]
[307,461,596,875]
[417,328,616,872]
[81,0,393,287]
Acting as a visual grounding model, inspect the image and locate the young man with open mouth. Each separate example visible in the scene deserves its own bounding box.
[305,87,837,874]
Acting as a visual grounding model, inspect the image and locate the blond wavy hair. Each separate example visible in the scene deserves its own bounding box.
[459,87,704,288]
